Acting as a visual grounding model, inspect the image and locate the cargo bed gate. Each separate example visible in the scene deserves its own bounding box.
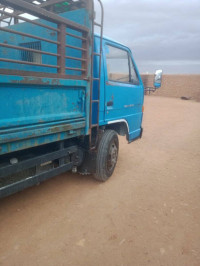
[0,0,91,80]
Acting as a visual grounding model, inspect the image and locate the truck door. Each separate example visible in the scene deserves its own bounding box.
[104,43,144,141]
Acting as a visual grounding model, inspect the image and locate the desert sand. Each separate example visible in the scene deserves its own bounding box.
[0,96,200,266]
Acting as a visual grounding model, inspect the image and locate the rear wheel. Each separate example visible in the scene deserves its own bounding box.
[94,130,119,182]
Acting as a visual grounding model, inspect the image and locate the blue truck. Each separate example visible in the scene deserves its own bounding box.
[0,0,162,198]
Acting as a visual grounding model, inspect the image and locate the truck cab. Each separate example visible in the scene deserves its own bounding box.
[95,35,144,142]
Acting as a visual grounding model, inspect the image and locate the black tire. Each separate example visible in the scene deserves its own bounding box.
[94,130,119,182]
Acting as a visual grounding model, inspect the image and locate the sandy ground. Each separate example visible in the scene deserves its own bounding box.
[0,96,200,266]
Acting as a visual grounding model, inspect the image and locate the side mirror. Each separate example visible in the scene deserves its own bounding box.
[154,69,163,89]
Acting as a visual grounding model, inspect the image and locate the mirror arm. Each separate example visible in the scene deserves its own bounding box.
[145,87,157,93]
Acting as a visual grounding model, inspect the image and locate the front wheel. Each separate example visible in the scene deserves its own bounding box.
[94,130,119,182]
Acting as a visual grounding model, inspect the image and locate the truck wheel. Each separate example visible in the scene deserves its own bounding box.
[94,130,119,182]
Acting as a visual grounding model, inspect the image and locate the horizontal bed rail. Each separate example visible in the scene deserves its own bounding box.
[0,0,91,80]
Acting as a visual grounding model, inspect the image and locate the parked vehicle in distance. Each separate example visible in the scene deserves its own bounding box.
[0,0,162,198]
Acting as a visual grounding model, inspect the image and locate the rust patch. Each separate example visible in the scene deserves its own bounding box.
[49,124,73,134]
[11,77,50,85]
[11,77,61,86]
[51,79,61,86]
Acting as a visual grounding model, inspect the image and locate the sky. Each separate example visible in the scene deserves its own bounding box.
[95,0,200,74]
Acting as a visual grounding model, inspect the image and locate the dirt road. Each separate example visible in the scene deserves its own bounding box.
[0,96,200,266]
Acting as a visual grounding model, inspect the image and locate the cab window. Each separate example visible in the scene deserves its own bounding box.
[105,45,139,85]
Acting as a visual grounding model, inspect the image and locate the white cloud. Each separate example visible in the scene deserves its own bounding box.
[96,0,200,73]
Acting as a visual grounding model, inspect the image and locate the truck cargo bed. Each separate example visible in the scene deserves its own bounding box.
[0,1,92,156]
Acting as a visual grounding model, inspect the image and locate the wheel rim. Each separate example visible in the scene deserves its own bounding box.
[107,140,118,172]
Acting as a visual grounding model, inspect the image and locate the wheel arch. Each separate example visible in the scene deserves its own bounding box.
[103,120,129,141]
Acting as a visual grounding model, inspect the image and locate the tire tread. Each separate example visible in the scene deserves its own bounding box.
[94,130,118,182]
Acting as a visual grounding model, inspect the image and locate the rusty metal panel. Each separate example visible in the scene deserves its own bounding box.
[0,79,87,155]
[0,0,91,80]
[0,1,93,155]
[0,0,89,32]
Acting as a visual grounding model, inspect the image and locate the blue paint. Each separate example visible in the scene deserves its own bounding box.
[93,35,144,142]
[154,82,161,88]
[0,8,144,155]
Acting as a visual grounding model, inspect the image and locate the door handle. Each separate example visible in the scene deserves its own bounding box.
[107,101,113,107]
